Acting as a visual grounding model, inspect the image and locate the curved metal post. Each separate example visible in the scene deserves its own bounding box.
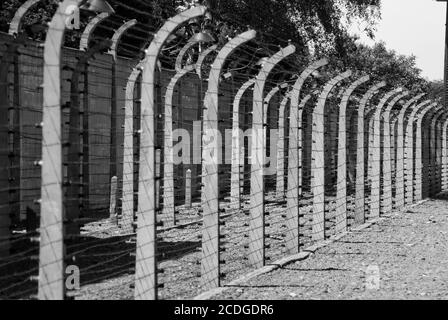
[109,20,140,194]
[163,65,194,224]
[163,39,217,224]
[79,12,111,51]
[109,19,138,60]
[200,29,256,290]
[395,94,425,209]
[285,59,328,253]
[442,118,448,191]
[121,63,143,233]
[39,0,82,301]
[311,70,352,241]
[335,76,369,234]
[405,100,432,204]
[415,103,440,201]
[249,45,296,268]
[354,82,386,224]
[276,91,290,198]
[231,79,255,209]
[369,88,403,218]
[8,0,41,36]
[263,83,288,179]
[138,5,207,300]
[382,91,409,213]
[196,45,218,78]
[429,109,447,196]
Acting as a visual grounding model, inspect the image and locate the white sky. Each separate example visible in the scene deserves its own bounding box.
[349,0,446,81]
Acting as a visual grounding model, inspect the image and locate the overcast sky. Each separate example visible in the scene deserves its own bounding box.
[349,0,446,81]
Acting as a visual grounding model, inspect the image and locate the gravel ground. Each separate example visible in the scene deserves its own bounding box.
[211,196,448,300]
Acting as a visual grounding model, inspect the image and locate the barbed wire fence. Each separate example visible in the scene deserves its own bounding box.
[0,0,446,300]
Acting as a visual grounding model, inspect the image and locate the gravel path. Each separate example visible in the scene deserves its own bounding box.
[211,197,448,300]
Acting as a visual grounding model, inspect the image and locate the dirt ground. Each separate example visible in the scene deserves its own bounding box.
[211,195,448,300]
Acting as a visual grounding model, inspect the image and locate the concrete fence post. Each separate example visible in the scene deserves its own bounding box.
[164,38,216,224]
[231,79,255,209]
[137,5,207,300]
[200,29,256,290]
[354,82,386,225]
[8,0,42,36]
[121,64,143,233]
[335,76,369,234]
[285,59,328,253]
[369,88,403,219]
[276,91,290,198]
[311,70,352,241]
[415,103,440,201]
[249,45,296,268]
[185,169,192,208]
[395,94,425,209]
[404,100,432,204]
[382,91,409,213]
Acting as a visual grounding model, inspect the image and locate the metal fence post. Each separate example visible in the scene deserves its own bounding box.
[8,0,42,36]
[136,5,207,300]
[335,76,369,234]
[285,59,327,253]
[442,117,448,191]
[231,79,255,209]
[395,94,425,209]
[164,38,216,224]
[276,91,290,198]
[415,103,440,201]
[249,45,296,268]
[405,100,432,204]
[382,91,409,213]
[185,169,192,208]
[354,82,386,225]
[369,88,403,219]
[200,29,256,290]
[79,12,111,51]
[38,0,81,301]
[121,64,142,233]
[311,70,351,242]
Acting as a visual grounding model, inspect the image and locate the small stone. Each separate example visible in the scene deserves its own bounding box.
[289,293,297,298]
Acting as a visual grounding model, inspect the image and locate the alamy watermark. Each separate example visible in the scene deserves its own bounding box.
[65,5,81,30]
[168,121,280,175]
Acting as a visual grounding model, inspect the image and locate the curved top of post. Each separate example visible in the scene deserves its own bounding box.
[9,0,41,36]
[416,102,440,126]
[265,83,289,103]
[264,86,281,104]
[339,75,370,114]
[290,59,328,106]
[396,93,425,125]
[143,5,207,76]
[79,12,111,51]
[358,81,387,115]
[384,91,410,117]
[408,99,433,121]
[374,87,403,116]
[176,35,216,72]
[315,70,352,114]
[196,44,218,78]
[209,30,257,81]
[234,78,256,109]
[127,62,144,91]
[431,107,448,125]
[279,89,291,113]
[109,19,138,60]
[299,93,314,111]
[255,45,296,95]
